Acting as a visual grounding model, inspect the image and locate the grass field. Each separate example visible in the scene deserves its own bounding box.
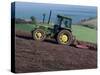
[15,24,36,32]
[15,24,97,43]
[72,25,97,43]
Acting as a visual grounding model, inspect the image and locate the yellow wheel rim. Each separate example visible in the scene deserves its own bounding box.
[35,31,42,40]
[59,34,68,44]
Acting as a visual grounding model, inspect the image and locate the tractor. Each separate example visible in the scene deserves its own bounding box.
[32,14,74,45]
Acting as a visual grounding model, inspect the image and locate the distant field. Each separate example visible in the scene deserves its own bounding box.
[15,24,97,43]
[72,25,97,43]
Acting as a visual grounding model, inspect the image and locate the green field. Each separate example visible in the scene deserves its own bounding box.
[72,25,97,43]
[15,24,97,43]
[15,24,36,32]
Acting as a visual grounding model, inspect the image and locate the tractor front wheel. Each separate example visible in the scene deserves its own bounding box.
[32,29,46,41]
[57,30,73,45]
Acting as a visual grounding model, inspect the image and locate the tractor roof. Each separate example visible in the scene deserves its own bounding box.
[57,14,72,20]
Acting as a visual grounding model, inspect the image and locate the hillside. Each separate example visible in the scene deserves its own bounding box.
[79,18,97,29]
[80,18,97,26]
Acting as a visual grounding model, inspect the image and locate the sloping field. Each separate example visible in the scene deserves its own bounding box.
[15,35,97,73]
[72,25,97,43]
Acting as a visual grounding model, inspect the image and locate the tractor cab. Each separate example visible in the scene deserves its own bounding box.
[54,15,72,33]
[57,15,72,28]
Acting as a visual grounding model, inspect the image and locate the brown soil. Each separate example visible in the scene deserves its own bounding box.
[15,30,97,73]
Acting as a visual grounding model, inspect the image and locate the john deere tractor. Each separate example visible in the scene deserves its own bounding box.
[32,14,74,45]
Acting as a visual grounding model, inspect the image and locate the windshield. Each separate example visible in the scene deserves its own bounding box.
[55,17,72,28]
[61,19,71,28]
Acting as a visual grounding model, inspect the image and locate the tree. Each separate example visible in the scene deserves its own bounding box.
[30,16,36,24]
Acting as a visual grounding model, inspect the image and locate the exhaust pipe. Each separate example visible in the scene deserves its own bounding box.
[48,10,52,24]
[43,13,46,23]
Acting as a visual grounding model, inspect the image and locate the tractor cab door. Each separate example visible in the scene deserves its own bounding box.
[54,16,63,33]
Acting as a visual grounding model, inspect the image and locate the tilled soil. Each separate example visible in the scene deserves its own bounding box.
[15,30,97,73]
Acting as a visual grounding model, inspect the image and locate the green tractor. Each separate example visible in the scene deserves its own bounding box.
[32,14,74,45]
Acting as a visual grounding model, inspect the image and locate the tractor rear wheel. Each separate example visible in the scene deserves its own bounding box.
[33,29,46,41]
[57,30,73,45]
